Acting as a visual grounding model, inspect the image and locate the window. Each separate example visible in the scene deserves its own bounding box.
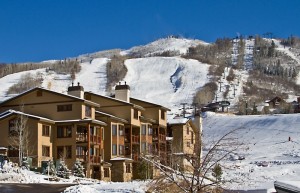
[104,168,110,177]
[112,125,117,136]
[85,105,91,117]
[186,126,190,135]
[112,144,117,155]
[119,145,124,155]
[141,142,147,152]
[57,146,72,159]
[57,104,72,112]
[57,146,64,159]
[161,110,165,120]
[134,109,139,119]
[66,146,72,158]
[76,146,85,157]
[8,119,18,136]
[148,127,153,135]
[125,164,131,173]
[141,125,147,135]
[42,125,50,136]
[57,125,72,138]
[42,146,50,157]
[119,125,124,136]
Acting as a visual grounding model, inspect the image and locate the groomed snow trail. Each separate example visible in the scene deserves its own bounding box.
[124,57,209,109]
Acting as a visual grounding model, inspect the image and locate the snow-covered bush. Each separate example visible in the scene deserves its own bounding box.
[73,160,85,178]
[57,160,71,179]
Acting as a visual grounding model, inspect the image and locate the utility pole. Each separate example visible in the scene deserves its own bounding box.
[181,103,187,118]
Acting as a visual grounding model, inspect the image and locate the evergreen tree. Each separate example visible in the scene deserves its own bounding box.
[57,160,71,179]
[73,160,85,178]
[212,163,223,183]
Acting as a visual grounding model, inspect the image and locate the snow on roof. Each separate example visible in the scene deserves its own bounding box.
[275,180,300,190]
[110,157,133,161]
[168,117,189,125]
[0,86,100,107]
[0,109,54,123]
[166,137,173,141]
[95,111,128,123]
[55,118,107,126]
[0,147,7,150]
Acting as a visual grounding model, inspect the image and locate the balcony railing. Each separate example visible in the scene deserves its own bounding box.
[153,134,166,142]
[90,155,101,164]
[90,135,101,144]
[76,134,88,142]
[76,155,101,164]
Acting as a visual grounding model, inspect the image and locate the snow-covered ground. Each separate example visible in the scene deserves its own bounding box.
[203,112,300,190]
[0,162,149,192]
[121,37,208,57]
[124,57,209,111]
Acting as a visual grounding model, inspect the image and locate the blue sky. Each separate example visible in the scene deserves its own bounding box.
[1,0,300,63]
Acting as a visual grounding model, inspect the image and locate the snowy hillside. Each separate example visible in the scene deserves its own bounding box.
[203,112,300,190]
[123,57,209,110]
[121,37,208,57]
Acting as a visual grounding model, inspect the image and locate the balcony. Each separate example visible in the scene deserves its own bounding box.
[90,135,101,144]
[90,155,101,164]
[76,134,88,143]
[153,134,166,142]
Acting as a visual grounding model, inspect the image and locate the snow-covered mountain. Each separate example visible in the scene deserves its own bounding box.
[120,37,208,57]
[1,36,300,191]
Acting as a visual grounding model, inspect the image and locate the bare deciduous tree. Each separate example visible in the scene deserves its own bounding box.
[143,128,243,193]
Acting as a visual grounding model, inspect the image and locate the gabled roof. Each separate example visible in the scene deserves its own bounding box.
[0,87,100,107]
[55,118,107,126]
[95,110,128,123]
[130,97,171,111]
[0,109,55,124]
[85,91,145,111]
[168,117,189,125]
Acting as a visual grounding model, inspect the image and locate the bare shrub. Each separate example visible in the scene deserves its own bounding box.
[51,59,81,75]
[7,72,43,95]
[193,82,218,105]
[106,54,128,91]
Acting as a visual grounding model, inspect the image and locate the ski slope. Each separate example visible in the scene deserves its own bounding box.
[203,112,300,190]
[121,37,208,57]
[123,57,209,110]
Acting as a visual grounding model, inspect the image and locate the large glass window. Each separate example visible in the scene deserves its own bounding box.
[112,125,117,136]
[42,146,50,157]
[141,142,147,152]
[141,124,147,135]
[112,144,117,155]
[42,125,50,136]
[85,105,91,117]
[57,125,72,138]
[8,119,18,136]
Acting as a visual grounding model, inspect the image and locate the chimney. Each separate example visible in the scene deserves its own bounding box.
[193,112,203,159]
[68,82,84,98]
[115,81,130,102]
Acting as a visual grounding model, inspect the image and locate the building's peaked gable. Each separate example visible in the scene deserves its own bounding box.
[0,109,54,123]
[85,92,144,110]
[130,97,170,111]
[0,87,99,108]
